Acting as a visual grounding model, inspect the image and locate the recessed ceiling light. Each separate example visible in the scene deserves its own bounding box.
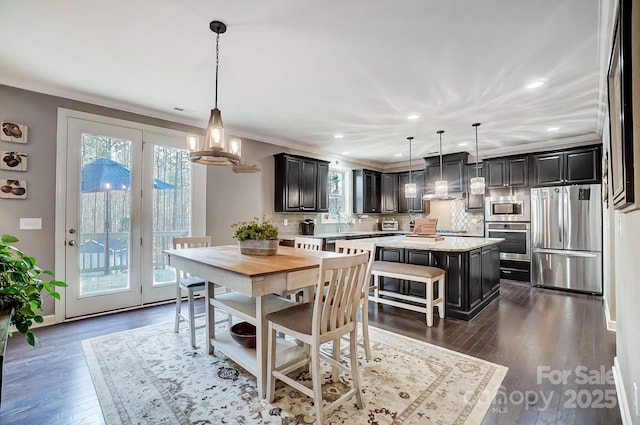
[342,152,349,155]
[334,134,344,139]
[526,80,545,89]
[407,114,420,120]
[458,142,469,147]
[395,153,402,157]
[547,127,559,132]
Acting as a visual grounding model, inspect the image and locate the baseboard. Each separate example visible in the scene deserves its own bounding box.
[613,357,633,424]
[605,302,617,332]
[8,314,57,334]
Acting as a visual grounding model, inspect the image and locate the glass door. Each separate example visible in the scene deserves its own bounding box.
[65,118,143,317]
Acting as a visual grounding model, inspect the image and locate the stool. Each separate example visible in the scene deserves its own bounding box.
[371,261,445,327]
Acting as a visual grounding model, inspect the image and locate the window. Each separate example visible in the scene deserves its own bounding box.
[322,167,350,223]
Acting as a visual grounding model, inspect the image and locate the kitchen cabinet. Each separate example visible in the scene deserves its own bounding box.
[464,163,484,212]
[274,153,329,212]
[398,169,425,212]
[353,169,382,214]
[424,152,468,194]
[486,156,529,188]
[381,173,398,213]
[533,146,601,187]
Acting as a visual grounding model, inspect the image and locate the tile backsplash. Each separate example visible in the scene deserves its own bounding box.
[426,199,484,236]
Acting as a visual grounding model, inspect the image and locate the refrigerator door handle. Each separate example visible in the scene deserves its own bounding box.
[532,248,599,258]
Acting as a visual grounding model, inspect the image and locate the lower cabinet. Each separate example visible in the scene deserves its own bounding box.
[377,245,500,321]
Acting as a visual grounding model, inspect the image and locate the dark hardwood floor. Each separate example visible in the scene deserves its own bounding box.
[0,282,620,425]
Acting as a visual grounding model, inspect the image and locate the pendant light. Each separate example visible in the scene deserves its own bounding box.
[434,130,448,196]
[405,136,417,198]
[470,123,485,194]
[188,20,241,166]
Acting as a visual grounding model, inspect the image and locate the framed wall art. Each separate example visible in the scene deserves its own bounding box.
[0,151,28,171]
[0,179,27,199]
[607,0,635,210]
[0,122,28,143]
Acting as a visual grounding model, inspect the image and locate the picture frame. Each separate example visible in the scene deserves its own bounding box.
[0,121,28,143]
[607,0,635,210]
[0,179,27,199]
[0,151,28,171]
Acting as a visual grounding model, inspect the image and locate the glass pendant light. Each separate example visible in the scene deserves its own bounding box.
[470,123,485,194]
[434,130,448,196]
[188,20,241,166]
[405,136,417,198]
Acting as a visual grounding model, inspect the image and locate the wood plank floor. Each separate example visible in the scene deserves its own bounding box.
[0,282,620,425]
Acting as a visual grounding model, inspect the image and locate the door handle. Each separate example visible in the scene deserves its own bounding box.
[68,240,77,246]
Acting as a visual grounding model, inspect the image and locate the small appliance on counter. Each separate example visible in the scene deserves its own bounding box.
[300,219,315,235]
[381,220,398,231]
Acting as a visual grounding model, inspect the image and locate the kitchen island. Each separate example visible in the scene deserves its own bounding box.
[364,235,504,321]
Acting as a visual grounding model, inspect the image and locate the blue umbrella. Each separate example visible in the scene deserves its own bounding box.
[81,158,175,274]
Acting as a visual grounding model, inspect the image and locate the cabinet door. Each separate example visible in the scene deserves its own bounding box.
[507,157,529,187]
[469,249,483,310]
[381,173,398,213]
[486,160,506,188]
[284,156,303,211]
[445,161,464,192]
[490,245,501,292]
[480,247,494,298]
[378,247,404,292]
[398,170,424,212]
[316,162,329,212]
[533,153,564,186]
[565,147,601,184]
[364,170,381,213]
[431,252,465,310]
[465,164,484,212]
[300,159,318,211]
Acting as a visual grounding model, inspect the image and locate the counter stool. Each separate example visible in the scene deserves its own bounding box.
[371,261,445,327]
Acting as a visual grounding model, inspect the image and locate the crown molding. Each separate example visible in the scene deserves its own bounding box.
[480,134,602,160]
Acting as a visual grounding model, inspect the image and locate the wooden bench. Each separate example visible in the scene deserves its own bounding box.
[371,261,445,327]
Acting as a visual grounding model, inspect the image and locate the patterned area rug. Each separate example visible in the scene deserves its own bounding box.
[82,320,507,425]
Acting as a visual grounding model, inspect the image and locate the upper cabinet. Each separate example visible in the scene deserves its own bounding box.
[485,156,529,188]
[533,146,601,187]
[424,152,468,194]
[381,173,398,213]
[464,163,484,212]
[353,169,382,213]
[274,153,329,212]
[398,169,425,212]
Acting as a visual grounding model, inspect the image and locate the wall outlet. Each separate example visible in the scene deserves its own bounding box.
[283,219,288,226]
[19,218,42,230]
[634,382,638,416]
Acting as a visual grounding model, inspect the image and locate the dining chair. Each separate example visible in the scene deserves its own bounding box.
[266,252,369,425]
[172,236,213,347]
[285,236,323,302]
[334,239,376,361]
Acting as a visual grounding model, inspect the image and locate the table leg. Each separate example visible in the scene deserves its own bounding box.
[207,281,216,355]
[256,295,268,398]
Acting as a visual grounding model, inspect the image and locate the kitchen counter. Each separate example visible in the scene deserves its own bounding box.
[366,235,503,252]
[279,230,409,241]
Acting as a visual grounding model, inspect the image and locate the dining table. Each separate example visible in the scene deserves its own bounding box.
[163,244,343,397]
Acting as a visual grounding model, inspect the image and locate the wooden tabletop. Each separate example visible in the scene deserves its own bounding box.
[164,245,343,278]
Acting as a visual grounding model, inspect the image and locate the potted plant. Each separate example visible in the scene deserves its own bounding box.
[0,234,67,346]
[231,216,279,256]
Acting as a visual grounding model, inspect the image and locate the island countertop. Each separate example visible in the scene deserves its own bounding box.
[364,235,504,252]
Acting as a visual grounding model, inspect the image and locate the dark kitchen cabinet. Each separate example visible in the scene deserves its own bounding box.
[486,156,529,188]
[424,152,468,194]
[398,169,425,212]
[353,169,382,214]
[533,146,601,187]
[274,153,329,212]
[468,249,483,310]
[482,245,501,294]
[464,163,484,212]
[381,173,398,213]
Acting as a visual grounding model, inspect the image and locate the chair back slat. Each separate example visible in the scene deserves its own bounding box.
[294,236,322,251]
[313,252,369,336]
[334,239,376,289]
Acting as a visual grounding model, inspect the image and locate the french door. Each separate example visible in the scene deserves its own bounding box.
[62,114,202,318]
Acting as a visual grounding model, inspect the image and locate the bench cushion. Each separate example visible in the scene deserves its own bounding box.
[372,261,445,280]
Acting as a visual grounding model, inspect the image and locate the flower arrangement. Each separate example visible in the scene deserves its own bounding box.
[231,216,279,241]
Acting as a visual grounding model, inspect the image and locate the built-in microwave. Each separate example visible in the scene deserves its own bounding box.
[485,196,530,222]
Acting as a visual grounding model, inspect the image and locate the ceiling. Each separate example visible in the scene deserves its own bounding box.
[0,0,613,168]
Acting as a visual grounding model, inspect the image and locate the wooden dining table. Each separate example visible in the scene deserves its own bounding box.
[163,244,343,397]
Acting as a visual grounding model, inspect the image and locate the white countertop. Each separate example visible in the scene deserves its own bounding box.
[280,231,408,241]
[364,235,504,252]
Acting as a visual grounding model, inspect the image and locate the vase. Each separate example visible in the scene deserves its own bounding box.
[238,239,279,256]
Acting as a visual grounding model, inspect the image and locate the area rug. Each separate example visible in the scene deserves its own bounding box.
[82,320,507,425]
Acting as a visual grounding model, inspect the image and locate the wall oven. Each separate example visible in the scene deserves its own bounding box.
[485,222,531,261]
[485,196,530,222]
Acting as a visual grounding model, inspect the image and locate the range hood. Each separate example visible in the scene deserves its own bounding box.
[422,192,464,201]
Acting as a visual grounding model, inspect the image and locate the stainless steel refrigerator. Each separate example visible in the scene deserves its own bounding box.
[530,185,602,293]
